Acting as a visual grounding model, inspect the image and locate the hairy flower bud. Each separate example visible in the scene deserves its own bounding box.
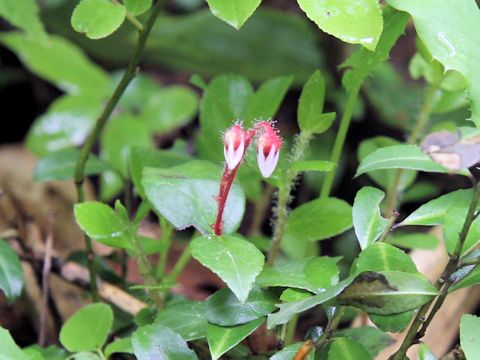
[223,124,246,170]
[256,121,282,178]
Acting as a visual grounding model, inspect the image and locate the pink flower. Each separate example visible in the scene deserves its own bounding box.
[256,122,282,178]
[223,124,246,170]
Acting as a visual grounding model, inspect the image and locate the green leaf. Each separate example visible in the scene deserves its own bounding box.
[337,271,438,315]
[353,243,418,274]
[386,0,480,127]
[71,0,126,39]
[0,0,46,41]
[357,136,416,191]
[205,0,262,29]
[154,301,207,341]
[369,311,415,333]
[190,235,264,303]
[141,86,198,133]
[132,323,198,360]
[460,314,480,360]
[0,327,30,360]
[0,240,23,303]
[356,145,447,177]
[353,187,389,250]
[443,204,468,255]
[130,145,191,197]
[23,345,67,360]
[401,189,472,226]
[335,327,394,358]
[450,265,480,292]
[341,7,409,92]
[205,287,277,326]
[257,257,339,293]
[0,33,109,94]
[142,161,245,234]
[68,353,101,360]
[280,288,312,303]
[284,197,352,243]
[418,342,437,360]
[298,70,329,133]
[267,277,355,328]
[327,337,372,360]
[104,338,133,358]
[34,149,110,182]
[297,0,382,51]
[386,233,440,250]
[244,75,293,124]
[207,318,264,360]
[26,94,105,156]
[74,202,133,250]
[291,160,335,172]
[124,0,152,15]
[60,303,113,352]
[270,342,315,360]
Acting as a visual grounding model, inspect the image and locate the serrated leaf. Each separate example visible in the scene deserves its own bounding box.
[71,0,126,39]
[34,149,111,181]
[207,318,264,360]
[0,240,24,303]
[297,0,383,51]
[353,187,389,249]
[154,301,207,341]
[205,287,277,326]
[142,161,245,234]
[132,323,198,360]
[205,0,261,29]
[191,235,264,303]
[60,303,113,352]
[356,145,447,177]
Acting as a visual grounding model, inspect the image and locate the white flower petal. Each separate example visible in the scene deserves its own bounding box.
[225,141,244,170]
[258,144,279,178]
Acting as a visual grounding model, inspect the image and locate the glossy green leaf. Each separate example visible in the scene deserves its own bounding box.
[353,243,418,274]
[386,233,440,250]
[337,271,437,315]
[190,235,264,303]
[34,149,110,181]
[207,318,264,360]
[353,187,389,250]
[74,202,133,250]
[60,303,113,352]
[335,327,393,358]
[386,0,480,127]
[369,311,415,333]
[71,0,126,39]
[297,70,329,133]
[401,189,472,226]
[244,75,293,124]
[291,160,335,172]
[284,197,353,244]
[154,301,207,341]
[327,337,372,360]
[142,86,198,133]
[0,240,24,303]
[341,7,409,92]
[0,327,30,360]
[205,0,261,29]
[142,161,245,234]
[357,136,416,191]
[460,314,480,360]
[270,342,315,360]
[205,287,276,326]
[132,323,198,360]
[418,342,437,360]
[267,276,355,328]
[257,257,339,293]
[356,145,447,177]
[26,94,105,156]
[129,145,191,197]
[124,0,152,15]
[0,0,46,40]
[0,32,109,94]
[104,338,133,358]
[298,0,382,51]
